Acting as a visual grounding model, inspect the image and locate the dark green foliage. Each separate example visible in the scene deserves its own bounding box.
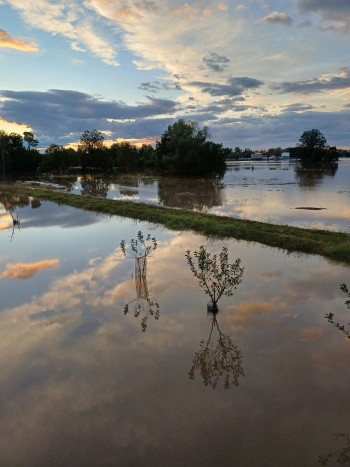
[78,130,112,171]
[0,130,41,173]
[325,283,350,338]
[185,245,244,311]
[120,230,157,259]
[297,129,338,164]
[110,142,139,170]
[23,132,39,149]
[156,119,227,175]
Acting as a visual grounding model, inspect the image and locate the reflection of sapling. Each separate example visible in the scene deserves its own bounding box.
[185,245,244,312]
[325,283,350,338]
[120,230,157,259]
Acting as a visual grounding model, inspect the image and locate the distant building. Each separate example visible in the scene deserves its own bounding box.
[281,152,289,159]
[251,152,263,160]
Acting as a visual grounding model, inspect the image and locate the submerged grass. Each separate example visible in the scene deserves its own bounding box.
[2,183,350,264]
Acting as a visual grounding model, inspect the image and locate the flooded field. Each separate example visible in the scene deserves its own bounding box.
[1,189,350,465]
[64,159,350,232]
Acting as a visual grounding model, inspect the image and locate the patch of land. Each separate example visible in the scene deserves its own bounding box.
[1,183,350,264]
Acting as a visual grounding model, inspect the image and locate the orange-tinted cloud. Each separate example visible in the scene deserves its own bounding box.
[226,301,280,325]
[0,259,59,279]
[0,214,12,230]
[0,29,38,52]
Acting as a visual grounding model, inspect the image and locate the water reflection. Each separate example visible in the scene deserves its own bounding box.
[325,283,350,339]
[186,245,244,388]
[319,433,350,465]
[158,177,223,210]
[80,176,110,198]
[295,162,338,188]
[189,311,244,389]
[118,175,140,197]
[120,231,159,332]
[0,193,25,241]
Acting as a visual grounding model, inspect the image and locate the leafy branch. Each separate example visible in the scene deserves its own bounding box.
[120,230,157,259]
[185,245,244,311]
[325,283,350,338]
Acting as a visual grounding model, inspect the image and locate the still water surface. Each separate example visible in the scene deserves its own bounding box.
[66,159,350,232]
[0,191,350,466]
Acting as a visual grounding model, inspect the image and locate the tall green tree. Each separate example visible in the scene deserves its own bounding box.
[23,132,39,150]
[156,119,226,175]
[78,130,105,153]
[111,142,139,170]
[78,130,112,170]
[297,129,337,163]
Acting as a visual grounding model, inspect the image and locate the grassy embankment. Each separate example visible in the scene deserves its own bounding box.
[1,183,350,264]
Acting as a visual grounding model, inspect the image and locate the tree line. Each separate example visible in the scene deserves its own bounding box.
[0,123,339,177]
[0,120,230,176]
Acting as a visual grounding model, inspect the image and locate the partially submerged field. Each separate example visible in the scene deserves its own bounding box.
[1,182,350,264]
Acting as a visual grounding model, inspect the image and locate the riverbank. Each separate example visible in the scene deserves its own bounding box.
[1,183,350,264]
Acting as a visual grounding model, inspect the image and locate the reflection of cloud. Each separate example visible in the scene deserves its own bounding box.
[0,214,12,230]
[0,259,59,279]
[255,271,283,282]
[298,327,324,342]
[226,301,280,325]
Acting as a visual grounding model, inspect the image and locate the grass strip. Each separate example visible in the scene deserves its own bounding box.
[1,183,350,264]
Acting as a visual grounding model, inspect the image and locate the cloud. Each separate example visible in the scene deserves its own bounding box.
[0,118,32,134]
[138,81,183,93]
[281,103,315,112]
[4,0,119,65]
[0,259,59,279]
[0,29,38,52]
[202,53,230,72]
[298,0,350,33]
[273,67,350,94]
[190,77,263,97]
[297,20,312,28]
[0,89,178,145]
[257,11,293,26]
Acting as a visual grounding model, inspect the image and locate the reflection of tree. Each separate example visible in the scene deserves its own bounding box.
[119,186,139,197]
[80,176,110,198]
[158,176,223,210]
[0,193,26,242]
[189,312,244,389]
[0,192,29,211]
[295,162,338,188]
[123,256,159,332]
[325,283,350,339]
[319,433,350,465]
[121,231,159,332]
[118,175,140,197]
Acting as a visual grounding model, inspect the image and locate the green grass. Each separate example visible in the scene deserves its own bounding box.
[2,183,350,264]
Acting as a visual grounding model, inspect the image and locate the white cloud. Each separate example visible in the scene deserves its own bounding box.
[4,0,119,65]
[256,11,293,26]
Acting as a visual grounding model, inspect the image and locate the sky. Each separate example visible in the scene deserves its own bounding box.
[0,0,350,150]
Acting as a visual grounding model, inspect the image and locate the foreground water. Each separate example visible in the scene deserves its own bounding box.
[0,197,350,466]
[64,158,350,232]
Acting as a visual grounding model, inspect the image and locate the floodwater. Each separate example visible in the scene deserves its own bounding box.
[65,158,350,232]
[1,188,350,466]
